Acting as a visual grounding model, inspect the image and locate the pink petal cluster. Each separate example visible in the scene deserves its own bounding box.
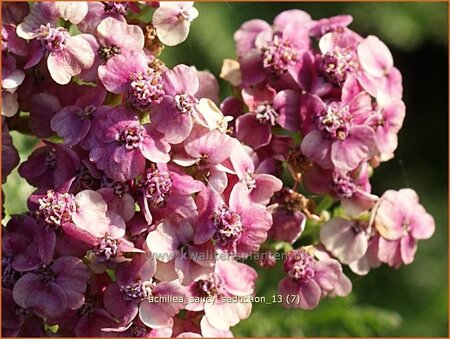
[224,8,434,309]
[1,3,434,337]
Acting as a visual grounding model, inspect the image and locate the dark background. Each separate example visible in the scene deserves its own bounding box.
[4,2,448,337]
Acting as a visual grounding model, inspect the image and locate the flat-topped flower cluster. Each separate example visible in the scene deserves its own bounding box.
[2,2,435,337]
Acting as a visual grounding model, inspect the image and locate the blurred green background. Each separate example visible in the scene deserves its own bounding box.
[3,2,448,337]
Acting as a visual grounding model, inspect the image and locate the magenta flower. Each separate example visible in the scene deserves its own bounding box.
[46,274,118,337]
[235,14,309,87]
[146,219,215,285]
[12,256,90,319]
[19,22,94,84]
[50,87,108,147]
[89,106,170,182]
[2,288,26,337]
[152,2,199,46]
[26,83,99,139]
[3,215,55,273]
[1,122,19,183]
[317,28,362,86]
[229,139,282,205]
[366,95,406,162]
[75,308,117,337]
[17,2,88,40]
[267,188,306,244]
[186,259,257,331]
[98,50,165,111]
[152,65,201,144]
[374,189,435,268]
[309,14,353,37]
[303,163,378,217]
[320,218,371,264]
[97,181,135,222]
[2,2,29,27]
[357,35,403,99]
[300,76,377,172]
[277,248,343,309]
[78,2,139,34]
[137,162,204,225]
[58,191,142,270]
[348,234,381,276]
[181,126,235,193]
[1,54,25,117]
[195,182,272,257]
[79,16,145,82]
[138,277,188,329]
[18,142,81,189]
[101,254,156,327]
[3,286,47,337]
[235,85,278,149]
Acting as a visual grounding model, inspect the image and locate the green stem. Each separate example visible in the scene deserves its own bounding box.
[315,195,335,213]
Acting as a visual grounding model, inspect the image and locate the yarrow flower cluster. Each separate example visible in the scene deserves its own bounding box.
[1,2,435,337]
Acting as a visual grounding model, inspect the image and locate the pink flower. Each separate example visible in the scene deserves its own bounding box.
[18,142,80,189]
[366,94,406,162]
[146,219,215,285]
[151,65,201,144]
[18,18,95,84]
[320,218,371,264]
[357,35,403,99]
[348,234,381,276]
[79,16,145,82]
[194,182,272,257]
[96,17,144,59]
[137,163,204,225]
[229,139,282,205]
[152,2,199,46]
[25,83,99,138]
[316,28,362,86]
[186,259,257,331]
[50,87,109,147]
[313,247,353,298]
[29,187,140,268]
[3,215,56,273]
[303,163,378,217]
[180,125,235,193]
[2,23,28,56]
[89,106,170,182]
[60,190,142,272]
[98,50,165,111]
[300,76,377,172]
[235,14,310,87]
[309,14,353,37]
[277,247,347,309]
[16,2,88,40]
[12,256,90,319]
[77,2,139,34]
[101,254,155,326]
[1,122,19,182]
[139,281,188,329]
[98,181,135,222]
[374,189,435,268]
[195,69,220,104]
[234,85,278,149]
[2,54,25,117]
